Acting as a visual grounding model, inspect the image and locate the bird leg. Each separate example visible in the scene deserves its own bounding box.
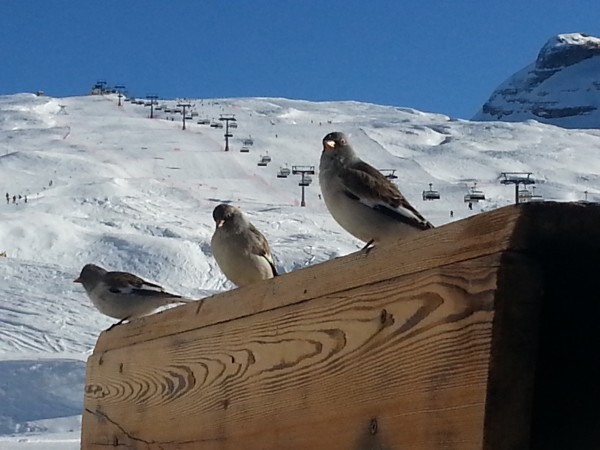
[361,239,375,254]
[107,316,130,331]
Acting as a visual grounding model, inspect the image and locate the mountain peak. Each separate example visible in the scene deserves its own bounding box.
[537,33,600,70]
[474,33,600,128]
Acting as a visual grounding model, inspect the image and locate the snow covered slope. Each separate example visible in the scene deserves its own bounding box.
[473,33,600,128]
[1,92,600,447]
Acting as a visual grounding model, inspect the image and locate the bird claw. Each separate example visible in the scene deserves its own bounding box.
[107,316,129,331]
[361,239,375,254]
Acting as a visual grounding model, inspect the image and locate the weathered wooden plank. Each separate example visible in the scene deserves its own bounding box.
[82,256,500,449]
[97,202,600,354]
[94,203,525,354]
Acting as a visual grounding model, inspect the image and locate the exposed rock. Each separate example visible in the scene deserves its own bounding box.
[473,33,600,128]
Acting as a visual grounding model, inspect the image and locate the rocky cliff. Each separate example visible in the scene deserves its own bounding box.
[473,33,600,128]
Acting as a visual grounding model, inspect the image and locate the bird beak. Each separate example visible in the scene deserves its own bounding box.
[74,277,82,284]
[323,140,336,151]
[216,219,225,228]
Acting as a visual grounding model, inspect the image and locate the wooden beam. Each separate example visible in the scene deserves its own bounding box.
[93,202,524,354]
[81,202,600,449]
[84,257,499,449]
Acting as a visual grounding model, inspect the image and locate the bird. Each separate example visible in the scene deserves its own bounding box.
[319,131,433,249]
[74,264,190,325]
[211,204,278,287]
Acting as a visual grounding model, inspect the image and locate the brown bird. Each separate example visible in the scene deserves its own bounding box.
[319,131,433,248]
[211,204,278,287]
[74,264,190,325]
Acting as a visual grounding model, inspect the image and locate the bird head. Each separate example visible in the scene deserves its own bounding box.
[74,264,107,289]
[212,204,241,229]
[322,131,349,153]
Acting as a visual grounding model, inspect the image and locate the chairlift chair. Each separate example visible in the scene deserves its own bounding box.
[277,167,291,178]
[518,189,532,203]
[464,183,486,202]
[240,146,250,153]
[299,175,313,187]
[243,138,254,146]
[230,122,238,128]
[381,169,398,180]
[422,183,440,201]
[529,186,543,202]
[465,190,485,202]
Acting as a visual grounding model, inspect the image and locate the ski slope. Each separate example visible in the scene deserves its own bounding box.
[1,92,600,447]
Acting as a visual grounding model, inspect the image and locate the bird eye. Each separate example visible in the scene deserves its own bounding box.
[340,138,346,145]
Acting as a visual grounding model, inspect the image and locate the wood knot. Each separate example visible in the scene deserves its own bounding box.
[369,417,378,435]
[380,308,394,326]
[380,309,387,324]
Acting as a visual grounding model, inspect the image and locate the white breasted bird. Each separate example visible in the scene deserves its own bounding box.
[74,264,189,325]
[211,204,278,287]
[319,131,433,248]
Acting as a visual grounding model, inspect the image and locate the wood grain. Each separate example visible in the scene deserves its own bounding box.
[93,203,524,354]
[82,257,499,449]
[81,202,600,449]
[95,202,600,355]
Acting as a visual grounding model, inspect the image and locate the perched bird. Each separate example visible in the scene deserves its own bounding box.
[74,264,189,325]
[319,131,433,248]
[211,204,278,287]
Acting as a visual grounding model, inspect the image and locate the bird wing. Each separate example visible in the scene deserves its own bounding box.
[104,272,180,298]
[247,223,279,276]
[339,160,433,230]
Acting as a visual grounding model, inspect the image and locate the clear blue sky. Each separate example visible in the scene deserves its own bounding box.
[1,0,599,119]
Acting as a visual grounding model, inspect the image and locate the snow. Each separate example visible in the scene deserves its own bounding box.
[473,32,600,128]
[540,32,600,55]
[1,92,600,447]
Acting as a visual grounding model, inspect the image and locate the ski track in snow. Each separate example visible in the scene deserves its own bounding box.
[1,92,600,447]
